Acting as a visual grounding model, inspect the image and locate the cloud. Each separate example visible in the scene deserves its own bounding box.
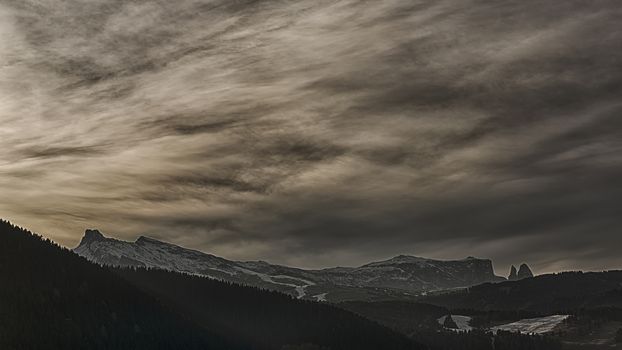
[0,0,621,274]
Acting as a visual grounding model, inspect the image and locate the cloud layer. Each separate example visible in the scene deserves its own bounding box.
[1,0,621,274]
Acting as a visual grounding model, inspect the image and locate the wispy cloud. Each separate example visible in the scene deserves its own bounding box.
[1,0,621,274]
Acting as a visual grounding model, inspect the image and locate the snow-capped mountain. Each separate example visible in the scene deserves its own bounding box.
[74,229,504,302]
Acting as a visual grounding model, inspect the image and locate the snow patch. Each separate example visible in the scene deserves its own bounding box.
[313,293,327,302]
[233,267,315,298]
[491,315,569,334]
[438,315,473,331]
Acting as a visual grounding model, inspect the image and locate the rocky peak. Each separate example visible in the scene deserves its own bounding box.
[508,263,533,280]
[508,265,518,280]
[78,229,105,247]
[517,263,534,279]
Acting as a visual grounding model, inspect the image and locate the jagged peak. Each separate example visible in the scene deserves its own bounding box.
[508,265,518,280]
[77,229,106,247]
[85,228,104,237]
[508,263,533,280]
[518,263,534,279]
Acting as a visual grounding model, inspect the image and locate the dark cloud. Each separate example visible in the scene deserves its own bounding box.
[18,146,104,159]
[1,0,621,274]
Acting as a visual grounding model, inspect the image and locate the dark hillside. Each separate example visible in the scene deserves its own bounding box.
[0,220,242,350]
[115,267,421,350]
[419,271,622,313]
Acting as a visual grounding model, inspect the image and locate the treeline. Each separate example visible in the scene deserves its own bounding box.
[465,310,550,328]
[338,301,448,335]
[576,307,622,321]
[413,329,561,350]
[554,307,622,341]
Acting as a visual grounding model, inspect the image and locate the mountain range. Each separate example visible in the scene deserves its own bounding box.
[4,220,621,350]
[74,229,505,302]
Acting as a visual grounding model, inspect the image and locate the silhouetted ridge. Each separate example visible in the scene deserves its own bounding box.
[420,270,622,312]
[0,220,242,350]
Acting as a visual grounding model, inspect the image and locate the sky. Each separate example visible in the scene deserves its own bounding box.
[0,0,621,275]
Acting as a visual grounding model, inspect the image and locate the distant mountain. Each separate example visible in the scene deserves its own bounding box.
[325,255,505,293]
[74,229,504,301]
[508,263,534,281]
[0,220,420,350]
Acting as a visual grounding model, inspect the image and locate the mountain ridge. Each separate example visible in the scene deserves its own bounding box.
[75,229,505,302]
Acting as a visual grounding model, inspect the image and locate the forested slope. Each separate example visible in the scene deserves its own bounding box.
[0,220,242,350]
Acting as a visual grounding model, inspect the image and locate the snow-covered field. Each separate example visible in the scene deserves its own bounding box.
[491,315,569,334]
[438,314,569,334]
[313,293,328,302]
[438,315,473,331]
